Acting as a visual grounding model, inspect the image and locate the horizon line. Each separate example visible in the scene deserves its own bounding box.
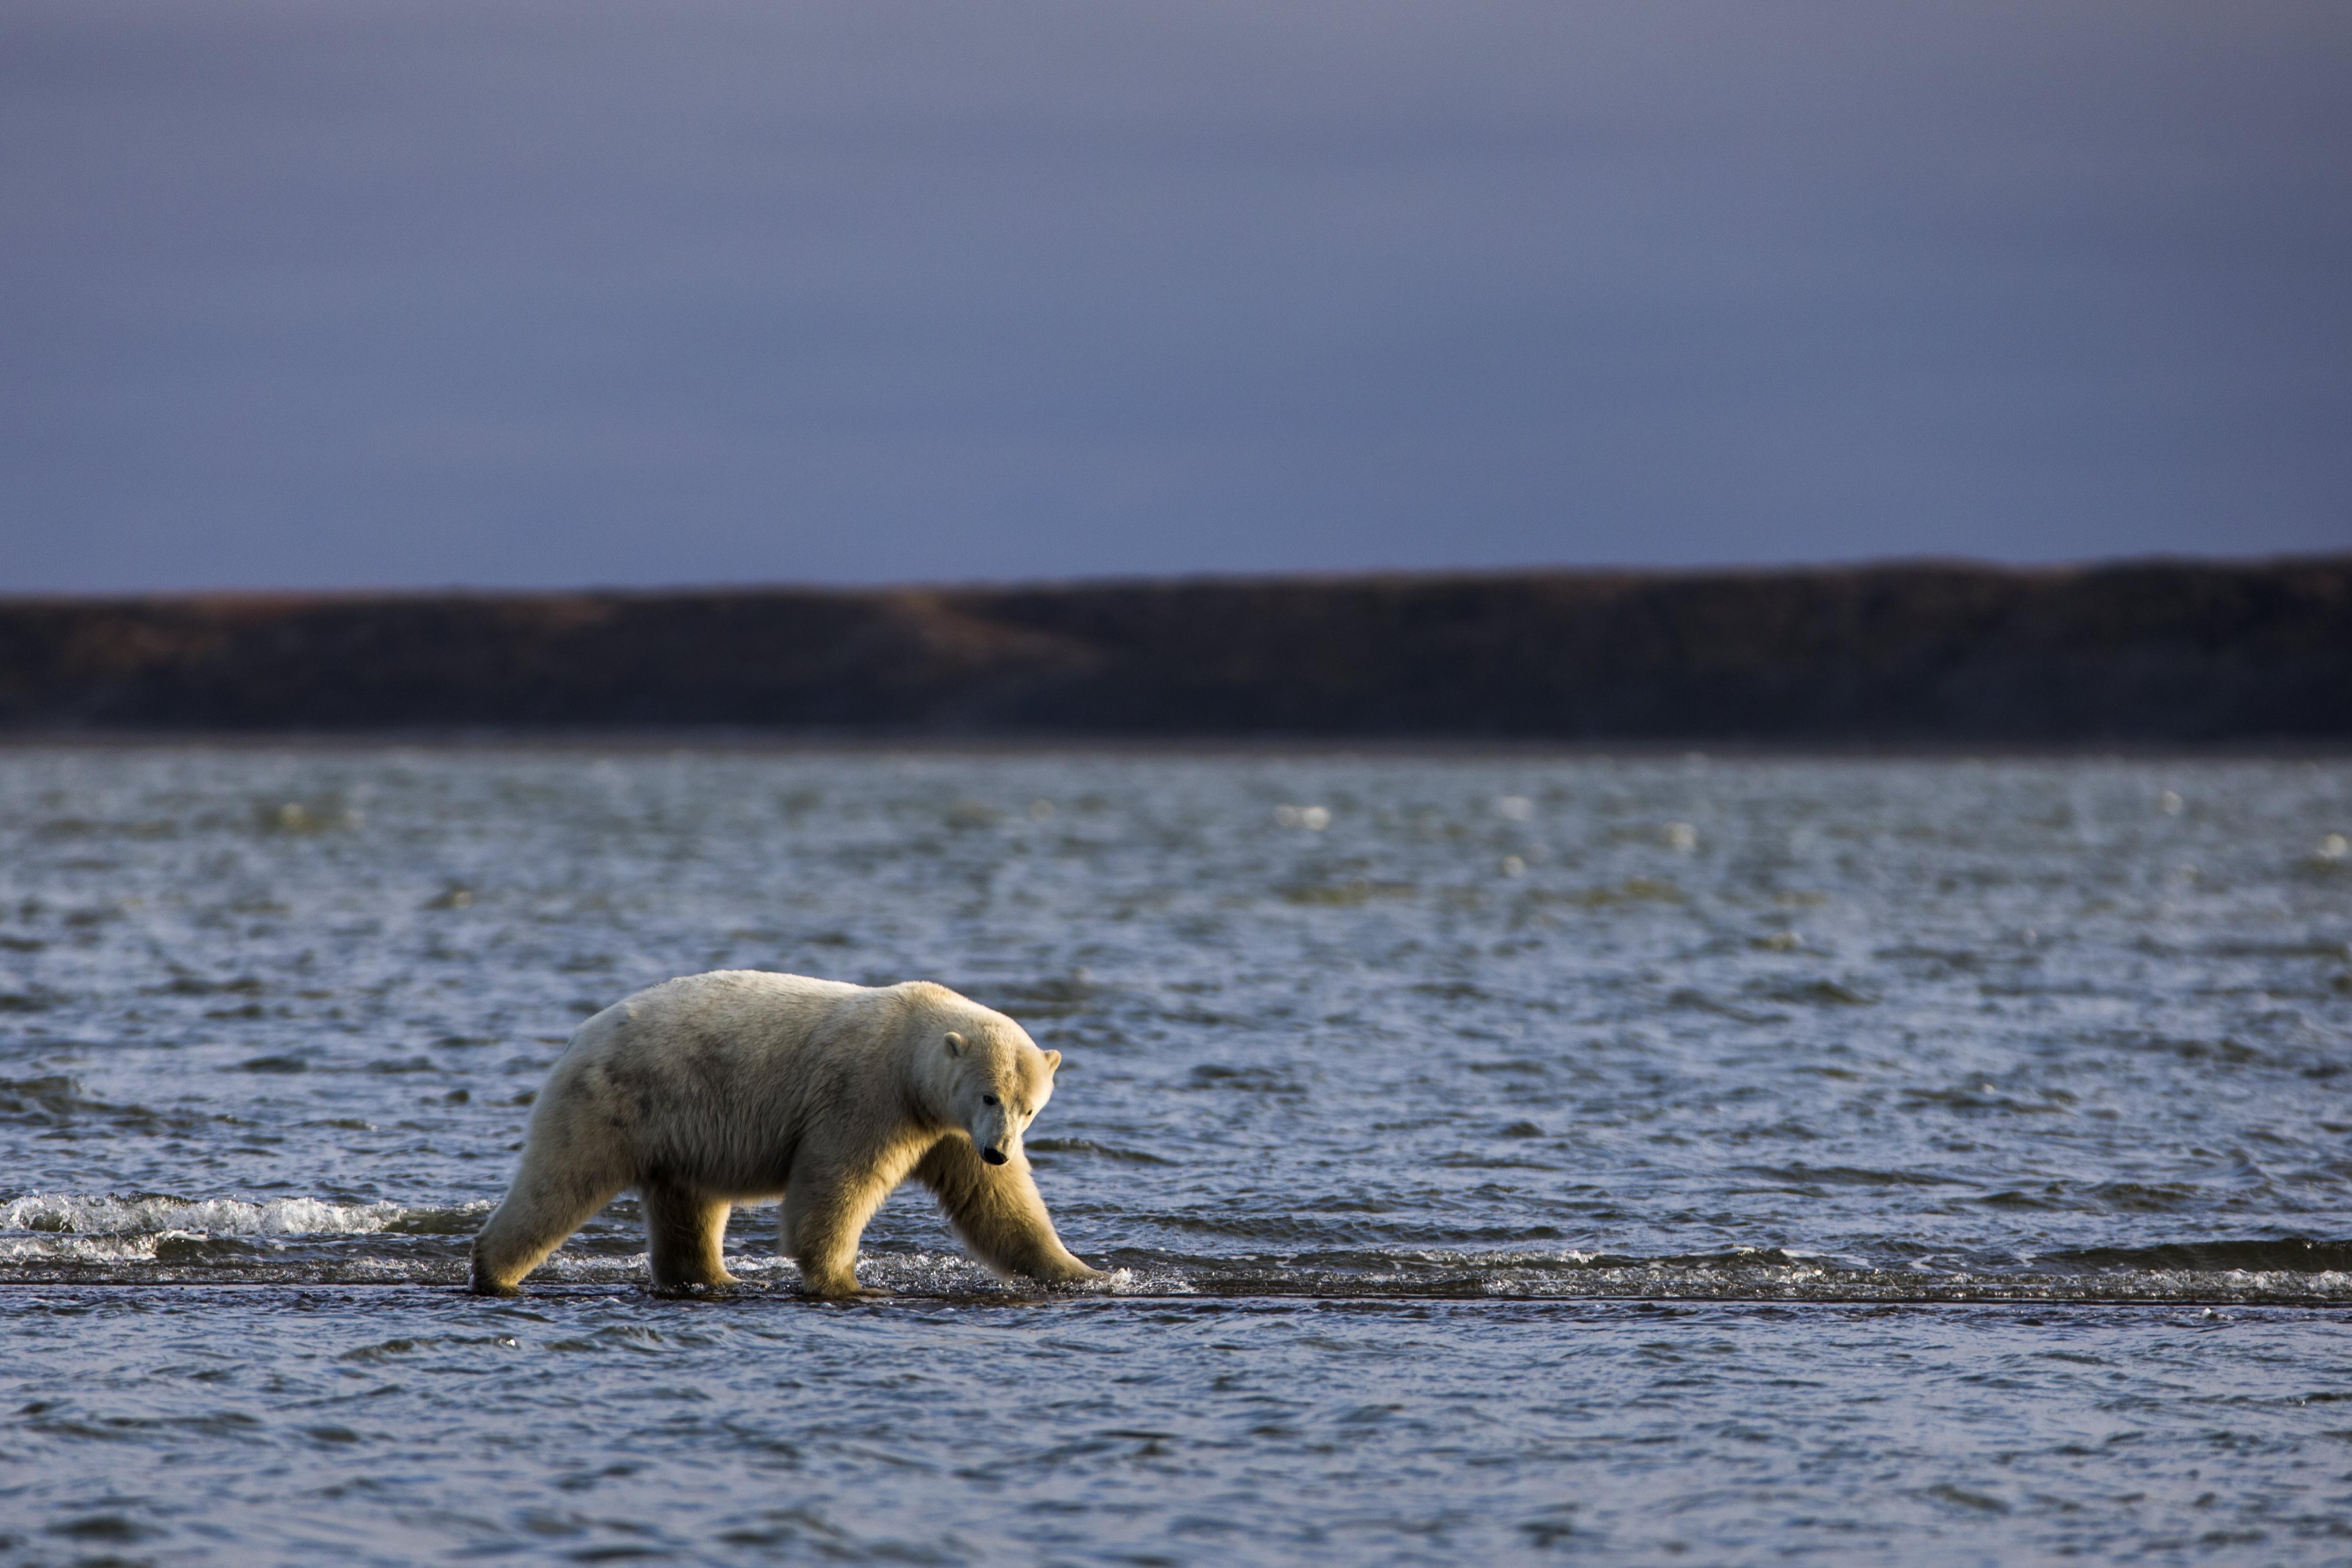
[5,549,2344,607]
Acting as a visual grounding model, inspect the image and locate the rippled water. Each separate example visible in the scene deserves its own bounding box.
[3,743,2348,1562]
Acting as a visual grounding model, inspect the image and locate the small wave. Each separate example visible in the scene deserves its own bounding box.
[1083,1243,2352,1305]
[0,1075,102,1117]
[0,1233,189,1264]
[1026,1137,1173,1165]
[2041,1237,2352,1274]
[1737,1164,1958,1190]
[0,1078,226,1134]
[984,976,1114,1018]
[1749,978,1876,1007]
[0,1192,492,1285]
[0,1192,473,1239]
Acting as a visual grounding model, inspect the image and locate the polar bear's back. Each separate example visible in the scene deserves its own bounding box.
[564,969,897,1082]
[533,971,930,1187]
[612,968,863,1037]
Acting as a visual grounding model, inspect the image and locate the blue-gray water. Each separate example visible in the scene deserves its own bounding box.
[2,745,2348,1563]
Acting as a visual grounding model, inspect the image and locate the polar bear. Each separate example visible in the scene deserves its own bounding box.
[468,970,1103,1298]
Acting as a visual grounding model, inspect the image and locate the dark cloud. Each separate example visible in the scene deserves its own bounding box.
[2,0,2345,589]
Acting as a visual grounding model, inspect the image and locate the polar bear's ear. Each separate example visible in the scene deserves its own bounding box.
[1042,1049,1062,1073]
[944,1031,965,1057]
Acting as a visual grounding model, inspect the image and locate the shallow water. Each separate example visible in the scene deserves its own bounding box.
[2,744,2348,1562]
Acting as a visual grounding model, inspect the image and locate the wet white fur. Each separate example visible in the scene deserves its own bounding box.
[469,970,1101,1297]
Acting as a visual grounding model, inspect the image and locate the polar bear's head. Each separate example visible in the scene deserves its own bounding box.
[942,1027,1060,1167]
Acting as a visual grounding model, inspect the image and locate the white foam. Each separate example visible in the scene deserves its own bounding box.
[0,1192,417,1238]
[1102,1266,1191,1295]
[0,1232,183,1263]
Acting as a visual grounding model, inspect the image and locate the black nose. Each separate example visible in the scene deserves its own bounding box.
[982,1148,1008,1166]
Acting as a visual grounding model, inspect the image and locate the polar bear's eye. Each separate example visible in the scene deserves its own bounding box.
[982,1094,999,1106]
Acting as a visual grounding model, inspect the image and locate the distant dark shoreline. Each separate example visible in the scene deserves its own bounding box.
[0,732,2345,761]
[3,557,2346,743]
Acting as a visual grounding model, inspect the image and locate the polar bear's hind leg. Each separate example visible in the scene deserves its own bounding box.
[469,1152,628,1296]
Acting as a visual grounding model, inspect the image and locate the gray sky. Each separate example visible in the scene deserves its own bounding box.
[3,0,2346,591]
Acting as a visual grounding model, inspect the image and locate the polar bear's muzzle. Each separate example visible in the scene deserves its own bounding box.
[971,1098,1015,1165]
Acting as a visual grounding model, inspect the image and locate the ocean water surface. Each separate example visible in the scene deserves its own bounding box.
[1,744,2348,1563]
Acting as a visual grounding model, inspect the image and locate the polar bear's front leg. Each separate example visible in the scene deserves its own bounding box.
[781,1144,900,1298]
[914,1138,1104,1287]
[642,1179,737,1291]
